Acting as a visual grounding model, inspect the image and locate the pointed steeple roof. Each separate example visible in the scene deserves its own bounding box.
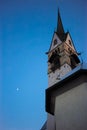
[57,9,65,34]
[56,9,67,41]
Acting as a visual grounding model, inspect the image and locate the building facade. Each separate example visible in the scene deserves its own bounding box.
[41,10,87,130]
[46,64,87,130]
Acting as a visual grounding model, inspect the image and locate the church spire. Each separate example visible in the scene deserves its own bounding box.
[57,9,65,35]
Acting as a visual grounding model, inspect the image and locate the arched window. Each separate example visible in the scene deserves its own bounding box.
[68,40,72,46]
[54,39,57,46]
[48,51,60,71]
[58,48,60,53]
[70,54,80,69]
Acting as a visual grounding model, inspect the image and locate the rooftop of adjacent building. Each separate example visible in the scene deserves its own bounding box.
[46,62,87,114]
[46,62,87,93]
[59,62,87,82]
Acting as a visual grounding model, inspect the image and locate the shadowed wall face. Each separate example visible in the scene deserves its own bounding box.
[55,82,87,130]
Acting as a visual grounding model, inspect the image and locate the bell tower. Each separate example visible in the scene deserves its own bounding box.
[47,10,80,87]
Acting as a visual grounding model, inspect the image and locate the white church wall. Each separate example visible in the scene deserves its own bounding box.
[55,82,87,130]
[47,114,55,130]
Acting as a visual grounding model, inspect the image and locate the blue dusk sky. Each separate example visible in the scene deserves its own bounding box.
[0,0,87,130]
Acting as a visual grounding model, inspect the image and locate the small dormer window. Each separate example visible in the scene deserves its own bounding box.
[54,39,57,46]
[69,40,72,46]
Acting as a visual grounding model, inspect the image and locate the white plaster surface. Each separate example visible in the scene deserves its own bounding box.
[55,83,87,130]
[50,33,62,51]
[47,114,55,130]
[48,64,71,87]
[65,33,75,51]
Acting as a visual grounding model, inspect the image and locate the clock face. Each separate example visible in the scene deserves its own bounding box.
[54,39,57,46]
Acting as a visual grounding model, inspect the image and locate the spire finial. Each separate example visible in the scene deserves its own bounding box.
[57,9,65,34]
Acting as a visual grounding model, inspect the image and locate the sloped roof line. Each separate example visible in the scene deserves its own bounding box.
[40,121,47,130]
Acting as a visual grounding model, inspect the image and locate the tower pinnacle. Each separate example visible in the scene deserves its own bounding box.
[57,9,65,40]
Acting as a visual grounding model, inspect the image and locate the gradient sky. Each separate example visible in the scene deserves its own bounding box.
[0,0,87,130]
